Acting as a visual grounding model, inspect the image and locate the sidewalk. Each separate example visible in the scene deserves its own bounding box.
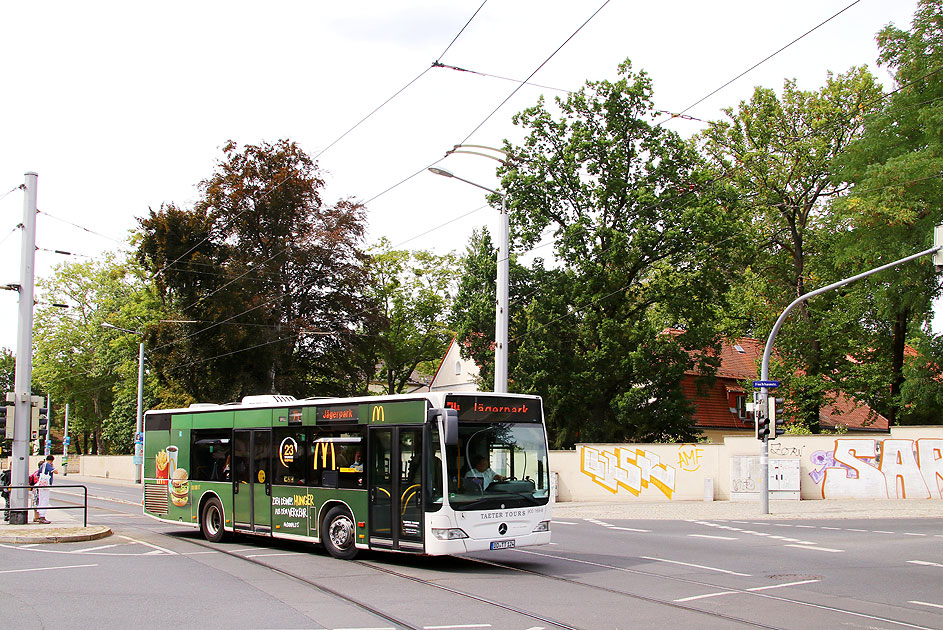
[552,498,943,521]
[1,478,114,543]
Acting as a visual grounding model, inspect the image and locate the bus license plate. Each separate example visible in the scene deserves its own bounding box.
[490,540,515,550]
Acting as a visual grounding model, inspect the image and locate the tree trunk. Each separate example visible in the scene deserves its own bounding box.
[888,307,910,426]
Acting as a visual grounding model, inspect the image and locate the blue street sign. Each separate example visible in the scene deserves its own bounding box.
[753,380,780,388]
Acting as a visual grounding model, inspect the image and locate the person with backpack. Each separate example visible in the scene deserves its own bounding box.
[32,455,57,524]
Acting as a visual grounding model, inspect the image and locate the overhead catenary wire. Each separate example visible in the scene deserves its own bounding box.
[362,0,612,207]
[656,0,864,125]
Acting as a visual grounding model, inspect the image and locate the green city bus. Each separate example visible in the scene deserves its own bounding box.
[143,392,552,559]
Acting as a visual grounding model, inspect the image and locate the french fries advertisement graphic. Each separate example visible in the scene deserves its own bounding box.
[156,450,169,485]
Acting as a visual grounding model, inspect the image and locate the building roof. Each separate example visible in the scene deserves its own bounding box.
[670,330,889,432]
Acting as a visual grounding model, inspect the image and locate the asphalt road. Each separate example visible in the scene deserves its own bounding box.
[1,479,941,630]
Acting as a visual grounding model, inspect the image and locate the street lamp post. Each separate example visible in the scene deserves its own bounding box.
[428,166,509,393]
[102,322,144,484]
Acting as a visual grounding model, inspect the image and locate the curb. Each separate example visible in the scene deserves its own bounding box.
[0,526,112,544]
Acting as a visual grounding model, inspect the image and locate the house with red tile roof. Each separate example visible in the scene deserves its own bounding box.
[676,332,889,443]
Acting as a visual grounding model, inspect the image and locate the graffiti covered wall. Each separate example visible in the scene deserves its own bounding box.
[551,427,943,502]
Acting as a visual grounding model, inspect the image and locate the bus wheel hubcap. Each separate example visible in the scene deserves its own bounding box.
[330,516,353,548]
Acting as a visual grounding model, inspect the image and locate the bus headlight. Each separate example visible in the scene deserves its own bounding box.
[532,520,550,533]
[432,527,469,540]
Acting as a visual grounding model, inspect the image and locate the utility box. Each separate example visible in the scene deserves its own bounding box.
[769,458,800,500]
[730,456,800,501]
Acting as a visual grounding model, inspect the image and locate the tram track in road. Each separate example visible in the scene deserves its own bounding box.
[460,549,939,630]
[175,534,585,630]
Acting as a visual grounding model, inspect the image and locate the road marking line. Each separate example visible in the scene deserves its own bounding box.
[795,525,815,529]
[70,544,119,553]
[909,601,943,610]
[847,528,867,532]
[904,533,927,537]
[609,526,651,532]
[908,560,943,568]
[117,535,177,555]
[674,579,820,603]
[550,520,576,525]
[245,553,296,558]
[0,563,98,574]
[688,534,738,541]
[785,544,843,553]
[182,551,218,555]
[873,530,895,534]
[640,556,751,576]
[748,579,820,592]
[821,526,841,530]
[674,590,736,602]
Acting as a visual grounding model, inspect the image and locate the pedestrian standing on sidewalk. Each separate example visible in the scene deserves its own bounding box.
[34,456,57,524]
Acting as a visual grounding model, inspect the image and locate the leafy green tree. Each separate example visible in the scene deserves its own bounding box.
[701,68,884,431]
[0,347,12,393]
[831,0,943,424]
[366,240,458,393]
[33,253,163,454]
[491,60,742,446]
[138,140,374,402]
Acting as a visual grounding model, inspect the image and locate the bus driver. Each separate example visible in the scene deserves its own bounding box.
[464,455,505,490]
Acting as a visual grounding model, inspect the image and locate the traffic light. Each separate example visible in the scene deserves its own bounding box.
[755,407,769,441]
[0,405,10,439]
[770,397,786,436]
[38,407,48,441]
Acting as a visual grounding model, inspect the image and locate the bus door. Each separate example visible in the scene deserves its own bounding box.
[233,429,272,534]
[368,426,424,551]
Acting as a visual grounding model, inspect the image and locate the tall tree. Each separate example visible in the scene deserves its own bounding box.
[33,254,163,454]
[701,68,884,430]
[831,0,943,425]
[138,140,373,402]
[493,60,741,445]
[366,240,459,394]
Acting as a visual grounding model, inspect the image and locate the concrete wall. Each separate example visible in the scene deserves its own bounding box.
[560,426,943,502]
[8,426,942,502]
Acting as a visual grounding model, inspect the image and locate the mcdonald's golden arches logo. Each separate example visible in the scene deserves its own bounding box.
[371,405,386,423]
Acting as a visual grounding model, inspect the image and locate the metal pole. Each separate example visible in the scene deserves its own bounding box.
[759,243,941,514]
[10,172,37,524]
[62,403,69,477]
[494,194,509,393]
[135,341,144,484]
[44,394,51,457]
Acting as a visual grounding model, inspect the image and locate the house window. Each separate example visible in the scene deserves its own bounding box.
[455,360,462,376]
[735,395,749,419]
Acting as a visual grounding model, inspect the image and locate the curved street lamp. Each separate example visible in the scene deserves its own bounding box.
[429,156,509,393]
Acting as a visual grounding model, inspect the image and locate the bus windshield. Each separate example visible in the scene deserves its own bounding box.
[446,422,550,511]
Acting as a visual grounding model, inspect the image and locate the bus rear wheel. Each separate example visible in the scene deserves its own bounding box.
[323,506,358,559]
[201,497,227,543]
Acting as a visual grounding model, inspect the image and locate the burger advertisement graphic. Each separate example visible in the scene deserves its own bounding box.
[170,467,190,507]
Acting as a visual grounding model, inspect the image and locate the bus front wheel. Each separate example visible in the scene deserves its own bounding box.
[322,506,358,559]
[201,497,227,543]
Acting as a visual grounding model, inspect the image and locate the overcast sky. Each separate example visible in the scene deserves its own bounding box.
[0,0,923,352]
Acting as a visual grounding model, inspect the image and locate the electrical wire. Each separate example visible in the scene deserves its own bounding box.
[362,0,611,207]
[435,0,489,63]
[0,184,24,205]
[657,0,864,125]
[39,210,131,248]
[458,0,611,145]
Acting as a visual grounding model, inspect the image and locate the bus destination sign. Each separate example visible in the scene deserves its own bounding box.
[317,405,359,424]
[444,395,542,423]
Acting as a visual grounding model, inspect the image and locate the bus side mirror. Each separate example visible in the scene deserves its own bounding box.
[428,408,459,446]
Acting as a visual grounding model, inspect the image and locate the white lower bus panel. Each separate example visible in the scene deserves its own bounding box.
[426,505,552,554]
